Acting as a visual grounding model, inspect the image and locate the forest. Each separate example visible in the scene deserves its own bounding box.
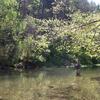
[0,0,100,70]
[0,0,100,100]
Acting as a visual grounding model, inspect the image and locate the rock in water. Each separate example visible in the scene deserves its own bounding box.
[0,96,3,100]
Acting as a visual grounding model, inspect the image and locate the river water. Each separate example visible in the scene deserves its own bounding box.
[0,68,100,100]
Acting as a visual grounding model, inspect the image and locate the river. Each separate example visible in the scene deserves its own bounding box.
[0,67,100,100]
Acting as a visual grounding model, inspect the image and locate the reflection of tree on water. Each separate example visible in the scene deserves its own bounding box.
[74,59,81,76]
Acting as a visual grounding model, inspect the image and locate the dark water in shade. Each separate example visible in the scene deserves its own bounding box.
[0,68,100,100]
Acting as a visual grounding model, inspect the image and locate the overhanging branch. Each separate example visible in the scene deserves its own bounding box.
[72,19,100,31]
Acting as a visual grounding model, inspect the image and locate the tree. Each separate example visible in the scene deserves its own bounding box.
[74,0,91,12]
[0,0,18,66]
[18,0,40,18]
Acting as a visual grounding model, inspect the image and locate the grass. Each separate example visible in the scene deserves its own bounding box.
[0,67,100,100]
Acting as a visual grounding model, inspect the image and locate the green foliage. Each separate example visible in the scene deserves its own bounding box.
[0,0,18,65]
[18,35,50,62]
[0,0,100,68]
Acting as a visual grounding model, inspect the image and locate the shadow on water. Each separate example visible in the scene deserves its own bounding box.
[0,69,21,80]
[0,67,100,81]
[0,69,39,81]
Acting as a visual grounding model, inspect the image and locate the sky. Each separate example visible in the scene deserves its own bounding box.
[88,0,100,5]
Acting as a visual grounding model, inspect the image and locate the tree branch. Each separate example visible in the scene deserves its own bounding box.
[72,19,100,31]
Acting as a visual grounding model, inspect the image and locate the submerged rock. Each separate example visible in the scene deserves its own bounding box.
[0,96,3,100]
[91,77,100,82]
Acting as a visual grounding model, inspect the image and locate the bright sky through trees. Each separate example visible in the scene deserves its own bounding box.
[88,0,100,5]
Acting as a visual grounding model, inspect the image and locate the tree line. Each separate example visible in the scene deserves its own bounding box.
[19,0,100,19]
[0,0,100,70]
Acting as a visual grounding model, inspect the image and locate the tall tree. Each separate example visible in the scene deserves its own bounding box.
[0,0,18,65]
[75,0,91,12]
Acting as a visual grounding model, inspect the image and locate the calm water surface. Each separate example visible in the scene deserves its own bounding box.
[0,68,100,100]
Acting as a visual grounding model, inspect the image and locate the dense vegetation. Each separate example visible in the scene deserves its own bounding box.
[0,0,100,69]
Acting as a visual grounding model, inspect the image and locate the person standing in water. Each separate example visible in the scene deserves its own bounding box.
[74,59,81,76]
